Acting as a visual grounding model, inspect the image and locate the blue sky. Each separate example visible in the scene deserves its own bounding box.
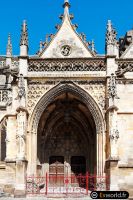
[0,0,133,55]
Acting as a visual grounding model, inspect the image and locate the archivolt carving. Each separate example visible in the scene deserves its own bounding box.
[29,83,105,135]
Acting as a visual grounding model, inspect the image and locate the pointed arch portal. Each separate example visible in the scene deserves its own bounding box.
[28,82,105,182]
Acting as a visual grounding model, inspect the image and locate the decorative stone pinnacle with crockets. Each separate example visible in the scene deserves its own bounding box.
[106,20,117,46]
[6,33,12,57]
[20,20,28,46]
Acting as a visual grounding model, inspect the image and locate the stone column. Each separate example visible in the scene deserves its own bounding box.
[5,115,17,194]
[16,110,27,160]
[106,59,120,190]
[5,115,17,161]
[15,107,28,197]
[106,106,119,190]
[30,130,37,175]
[109,109,119,159]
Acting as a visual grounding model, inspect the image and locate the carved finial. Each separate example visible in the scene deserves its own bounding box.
[20,20,28,46]
[63,0,70,16]
[6,33,12,57]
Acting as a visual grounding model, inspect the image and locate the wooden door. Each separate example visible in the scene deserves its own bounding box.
[49,156,64,186]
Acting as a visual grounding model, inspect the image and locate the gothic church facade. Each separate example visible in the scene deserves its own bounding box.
[0,0,133,198]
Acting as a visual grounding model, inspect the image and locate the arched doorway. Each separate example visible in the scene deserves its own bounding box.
[28,83,105,185]
[37,92,96,181]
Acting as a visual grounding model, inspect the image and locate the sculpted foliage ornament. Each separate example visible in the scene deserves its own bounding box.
[0,90,8,103]
[18,74,25,98]
[110,128,119,141]
[108,73,118,101]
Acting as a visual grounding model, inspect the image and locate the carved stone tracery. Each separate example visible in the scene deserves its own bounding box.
[27,83,55,113]
[116,60,133,77]
[0,89,12,106]
[27,80,105,114]
[28,58,106,72]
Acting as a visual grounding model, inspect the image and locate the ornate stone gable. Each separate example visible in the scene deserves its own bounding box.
[39,2,93,58]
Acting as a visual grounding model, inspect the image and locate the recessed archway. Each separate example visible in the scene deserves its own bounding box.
[37,91,96,180]
[28,82,105,180]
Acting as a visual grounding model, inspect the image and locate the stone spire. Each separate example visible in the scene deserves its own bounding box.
[20,20,28,56]
[106,20,119,57]
[6,33,12,57]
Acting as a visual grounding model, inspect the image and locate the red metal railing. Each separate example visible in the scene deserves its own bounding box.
[26,172,109,197]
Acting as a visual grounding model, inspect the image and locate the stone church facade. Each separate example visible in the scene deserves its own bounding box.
[0,0,133,198]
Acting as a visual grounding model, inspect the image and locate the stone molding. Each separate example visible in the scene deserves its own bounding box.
[118,163,133,168]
